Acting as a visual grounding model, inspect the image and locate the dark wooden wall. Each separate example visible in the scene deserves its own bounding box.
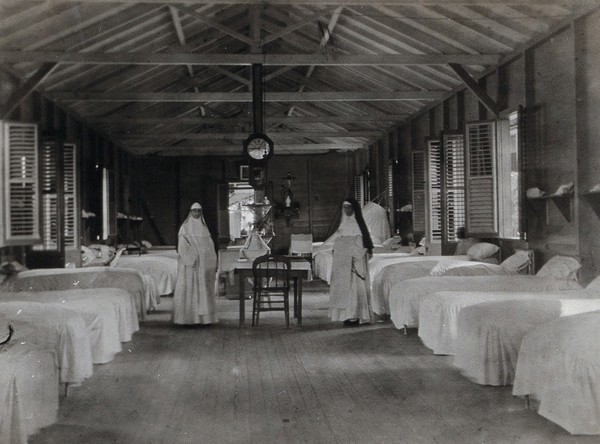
[365,9,600,283]
[0,77,131,266]
[131,152,357,254]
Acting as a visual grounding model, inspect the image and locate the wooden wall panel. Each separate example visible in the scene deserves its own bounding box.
[528,27,578,264]
[505,56,526,112]
[135,157,180,246]
[576,10,600,283]
[130,152,355,252]
[433,104,444,135]
[464,89,480,121]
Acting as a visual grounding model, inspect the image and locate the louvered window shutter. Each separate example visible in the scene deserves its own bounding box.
[354,175,365,207]
[442,133,466,242]
[387,160,398,228]
[33,139,60,250]
[465,121,498,235]
[427,139,442,243]
[0,121,41,247]
[32,140,79,253]
[63,143,79,249]
[412,151,425,232]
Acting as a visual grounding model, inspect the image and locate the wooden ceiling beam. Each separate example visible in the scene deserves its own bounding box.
[0,51,501,66]
[287,6,343,116]
[125,142,366,154]
[38,0,600,6]
[173,5,253,45]
[48,91,447,102]
[263,6,340,45]
[1,63,57,119]
[113,131,381,140]
[448,63,499,117]
[89,114,408,124]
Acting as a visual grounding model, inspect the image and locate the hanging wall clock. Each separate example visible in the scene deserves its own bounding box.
[243,133,274,162]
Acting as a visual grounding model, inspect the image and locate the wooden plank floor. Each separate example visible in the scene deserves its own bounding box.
[31,282,597,444]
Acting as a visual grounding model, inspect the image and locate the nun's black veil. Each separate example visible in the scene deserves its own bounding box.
[344,197,374,254]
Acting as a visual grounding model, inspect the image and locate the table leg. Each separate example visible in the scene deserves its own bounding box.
[297,276,303,326]
[293,278,298,318]
[238,273,245,327]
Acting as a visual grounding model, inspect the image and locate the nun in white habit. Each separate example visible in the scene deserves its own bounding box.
[172,203,218,325]
[329,198,374,326]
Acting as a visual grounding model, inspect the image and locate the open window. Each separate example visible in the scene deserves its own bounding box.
[0,121,40,247]
[442,132,466,248]
[387,159,399,230]
[426,138,442,252]
[411,151,426,234]
[465,113,521,239]
[101,168,116,240]
[30,137,80,267]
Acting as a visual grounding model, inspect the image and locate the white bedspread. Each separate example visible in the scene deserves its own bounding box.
[2,287,138,343]
[513,310,600,435]
[416,281,583,355]
[313,249,409,285]
[5,267,148,318]
[0,343,58,444]
[454,294,600,386]
[368,255,482,315]
[313,248,333,283]
[113,254,178,296]
[0,302,93,384]
[389,275,581,331]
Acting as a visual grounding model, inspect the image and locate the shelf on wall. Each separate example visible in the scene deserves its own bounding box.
[527,192,573,223]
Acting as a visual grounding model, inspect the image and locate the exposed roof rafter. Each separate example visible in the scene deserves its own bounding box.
[0,50,501,66]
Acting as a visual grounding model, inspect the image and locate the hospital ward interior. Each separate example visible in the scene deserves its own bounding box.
[3,0,600,442]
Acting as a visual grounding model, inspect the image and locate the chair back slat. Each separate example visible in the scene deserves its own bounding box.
[251,254,293,327]
[252,254,291,290]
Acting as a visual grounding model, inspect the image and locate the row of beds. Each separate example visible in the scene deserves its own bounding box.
[0,248,178,444]
[314,244,599,436]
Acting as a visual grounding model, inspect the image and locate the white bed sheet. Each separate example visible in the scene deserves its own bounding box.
[513,310,600,435]
[2,287,138,346]
[313,248,333,283]
[389,275,581,331]
[0,343,58,444]
[313,249,409,285]
[454,294,600,386]
[368,255,479,315]
[146,247,178,259]
[5,267,148,319]
[0,301,93,384]
[114,254,178,296]
[416,281,584,355]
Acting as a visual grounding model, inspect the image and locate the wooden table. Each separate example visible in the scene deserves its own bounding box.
[234,259,312,326]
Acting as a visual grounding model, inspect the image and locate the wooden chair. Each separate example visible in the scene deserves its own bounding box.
[251,254,291,327]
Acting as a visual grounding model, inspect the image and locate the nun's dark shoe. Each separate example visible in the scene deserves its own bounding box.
[343,319,360,327]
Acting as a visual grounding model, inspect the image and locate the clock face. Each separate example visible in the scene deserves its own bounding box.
[244,134,273,161]
[247,138,270,159]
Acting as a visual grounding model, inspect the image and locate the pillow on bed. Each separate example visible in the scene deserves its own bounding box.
[81,245,98,266]
[430,260,475,276]
[434,263,514,277]
[467,242,499,260]
[536,255,581,281]
[0,260,28,275]
[500,250,531,274]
